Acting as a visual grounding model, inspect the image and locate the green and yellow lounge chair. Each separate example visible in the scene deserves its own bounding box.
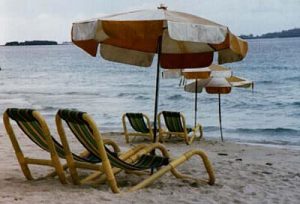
[158,111,203,145]
[122,113,154,143]
[56,109,154,185]
[57,109,215,193]
[3,108,120,184]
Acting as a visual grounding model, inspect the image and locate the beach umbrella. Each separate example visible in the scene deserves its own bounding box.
[182,64,232,127]
[163,64,231,127]
[71,4,248,142]
[184,75,253,141]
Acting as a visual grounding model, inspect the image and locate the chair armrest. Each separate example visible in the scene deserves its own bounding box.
[180,112,188,133]
[142,113,152,129]
[121,113,128,133]
[103,138,121,154]
[157,112,163,130]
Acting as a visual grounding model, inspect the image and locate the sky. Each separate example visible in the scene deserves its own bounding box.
[1,0,300,44]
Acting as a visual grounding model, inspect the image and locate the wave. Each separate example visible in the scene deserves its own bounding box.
[270,65,291,70]
[117,92,136,97]
[4,91,56,95]
[292,101,300,107]
[167,94,185,100]
[40,106,58,111]
[3,91,101,96]
[283,76,300,81]
[232,127,300,137]
[246,139,299,146]
[64,91,100,96]
[134,95,150,100]
[256,80,273,84]
[202,126,221,132]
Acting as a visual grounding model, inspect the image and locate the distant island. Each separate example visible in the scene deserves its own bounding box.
[5,40,58,46]
[240,28,300,39]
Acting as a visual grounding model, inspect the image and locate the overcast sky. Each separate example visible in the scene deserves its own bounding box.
[1,0,300,44]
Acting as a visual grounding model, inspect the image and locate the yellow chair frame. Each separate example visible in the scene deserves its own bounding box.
[158,111,203,145]
[55,112,155,185]
[122,113,154,143]
[3,110,68,184]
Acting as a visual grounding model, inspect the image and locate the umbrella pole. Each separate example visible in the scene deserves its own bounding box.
[218,93,224,142]
[153,36,163,143]
[194,79,198,127]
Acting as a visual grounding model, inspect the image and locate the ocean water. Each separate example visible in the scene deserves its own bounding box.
[0,37,299,146]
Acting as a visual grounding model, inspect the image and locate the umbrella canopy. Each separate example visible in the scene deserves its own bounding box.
[71,5,248,143]
[72,6,248,68]
[184,76,253,93]
[184,76,253,141]
[163,64,232,79]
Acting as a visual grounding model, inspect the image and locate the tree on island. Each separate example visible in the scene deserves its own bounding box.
[5,40,58,46]
[240,28,300,39]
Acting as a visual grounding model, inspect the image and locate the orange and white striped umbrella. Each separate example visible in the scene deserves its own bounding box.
[72,6,248,68]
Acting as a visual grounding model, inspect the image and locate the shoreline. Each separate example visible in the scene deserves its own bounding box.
[104,131,300,151]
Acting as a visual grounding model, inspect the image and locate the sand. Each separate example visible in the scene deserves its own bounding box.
[0,127,300,204]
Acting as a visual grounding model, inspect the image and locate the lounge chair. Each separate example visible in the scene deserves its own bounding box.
[158,111,203,145]
[57,109,215,193]
[56,109,154,185]
[3,108,121,184]
[122,113,153,143]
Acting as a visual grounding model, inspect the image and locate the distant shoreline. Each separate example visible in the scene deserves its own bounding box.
[240,35,300,40]
[5,40,57,46]
[4,40,66,46]
[240,28,300,39]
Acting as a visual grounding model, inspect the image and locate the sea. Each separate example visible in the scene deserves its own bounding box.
[0,37,299,147]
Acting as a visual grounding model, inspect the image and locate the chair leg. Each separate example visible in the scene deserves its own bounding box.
[125,133,129,143]
[18,156,33,180]
[186,133,196,145]
[67,158,81,185]
[3,114,34,180]
[51,155,67,184]
[45,163,69,178]
[158,132,165,143]
[199,125,203,139]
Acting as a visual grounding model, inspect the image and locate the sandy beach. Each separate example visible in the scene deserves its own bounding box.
[0,126,299,204]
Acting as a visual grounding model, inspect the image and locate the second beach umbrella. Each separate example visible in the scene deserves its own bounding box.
[182,64,232,127]
[184,76,253,141]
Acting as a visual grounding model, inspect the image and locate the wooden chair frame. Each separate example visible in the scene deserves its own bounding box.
[56,113,152,185]
[122,113,154,143]
[3,110,68,184]
[158,111,203,145]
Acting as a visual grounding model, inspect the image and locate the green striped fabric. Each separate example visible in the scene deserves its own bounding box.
[162,111,192,133]
[6,108,100,163]
[58,109,169,170]
[162,111,184,132]
[125,113,149,133]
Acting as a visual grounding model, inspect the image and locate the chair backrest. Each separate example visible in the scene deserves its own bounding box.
[125,113,149,133]
[57,109,101,161]
[57,109,168,171]
[162,111,184,132]
[5,108,96,163]
[5,108,66,157]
